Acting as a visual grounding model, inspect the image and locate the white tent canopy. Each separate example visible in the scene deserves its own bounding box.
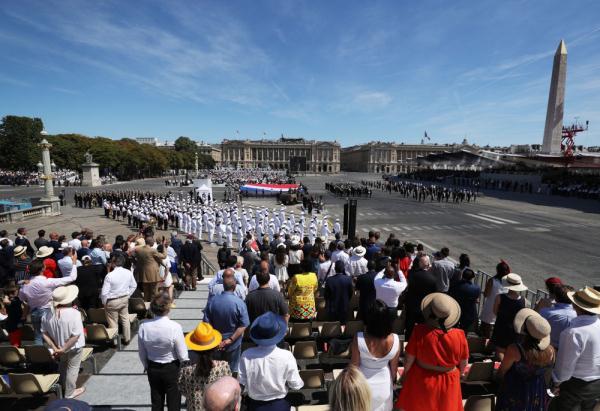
[193,178,213,203]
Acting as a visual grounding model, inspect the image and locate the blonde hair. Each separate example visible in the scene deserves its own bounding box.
[329,365,371,411]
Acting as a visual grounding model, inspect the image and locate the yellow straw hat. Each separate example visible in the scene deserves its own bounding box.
[185,322,222,351]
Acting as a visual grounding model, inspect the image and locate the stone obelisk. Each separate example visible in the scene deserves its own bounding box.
[542,40,567,154]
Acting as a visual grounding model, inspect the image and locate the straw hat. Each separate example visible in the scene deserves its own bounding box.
[502,273,528,292]
[185,322,222,351]
[52,285,79,306]
[513,308,551,350]
[568,286,600,315]
[36,246,54,259]
[421,292,461,330]
[13,246,26,257]
[135,238,146,247]
[353,246,366,257]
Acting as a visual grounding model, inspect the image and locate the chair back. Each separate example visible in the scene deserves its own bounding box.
[342,321,364,338]
[24,345,55,365]
[87,308,108,325]
[0,346,25,367]
[465,361,494,382]
[293,341,317,359]
[129,298,147,315]
[463,394,495,411]
[86,324,109,341]
[299,369,325,389]
[319,322,342,339]
[467,337,487,354]
[0,376,13,394]
[289,322,312,339]
[8,373,42,394]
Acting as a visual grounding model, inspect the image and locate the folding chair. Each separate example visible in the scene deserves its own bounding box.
[80,347,97,374]
[467,336,493,361]
[86,308,108,325]
[342,320,364,338]
[295,369,326,402]
[292,341,319,369]
[0,346,27,370]
[287,322,313,342]
[85,324,121,350]
[463,394,496,411]
[23,346,57,373]
[318,322,342,340]
[128,297,148,319]
[462,361,495,394]
[8,373,62,399]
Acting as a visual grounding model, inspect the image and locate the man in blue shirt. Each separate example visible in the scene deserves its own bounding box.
[208,255,247,298]
[449,268,481,332]
[539,284,577,349]
[204,270,250,374]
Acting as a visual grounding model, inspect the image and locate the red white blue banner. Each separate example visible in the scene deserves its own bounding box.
[240,183,299,194]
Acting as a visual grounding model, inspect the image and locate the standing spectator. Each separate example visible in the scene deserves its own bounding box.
[75,256,103,310]
[248,261,280,293]
[245,270,289,323]
[351,299,400,411]
[239,311,304,410]
[403,255,438,340]
[480,260,510,338]
[331,241,349,267]
[355,260,377,320]
[178,322,232,411]
[329,365,371,411]
[287,238,303,276]
[491,273,527,360]
[496,308,555,411]
[67,231,81,251]
[431,247,454,292]
[138,293,189,411]
[272,244,289,288]
[41,285,86,398]
[448,268,481,332]
[34,229,48,250]
[4,284,25,347]
[203,376,241,411]
[0,239,15,284]
[180,235,202,290]
[374,263,407,311]
[77,239,91,260]
[13,246,31,283]
[100,254,137,345]
[19,257,77,344]
[539,284,576,349]
[324,260,354,324]
[89,239,107,266]
[203,274,250,374]
[347,246,368,277]
[170,231,183,259]
[217,243,231,270]
[534,277,564,311]
[549,286,600,411]
[58,247,79,277]
[317,251,334,284]
[288,260,318,322]
[14,227,34,258]
[134,237,166,302]
[395,293,468,411]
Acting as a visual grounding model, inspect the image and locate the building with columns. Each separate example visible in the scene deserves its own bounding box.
[341,141,472,173]
[221,137,340,173]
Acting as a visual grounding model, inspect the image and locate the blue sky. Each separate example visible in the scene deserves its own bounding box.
[1,0,600,147]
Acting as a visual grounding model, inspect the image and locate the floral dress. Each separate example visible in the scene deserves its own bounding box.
[288,272,318,320]
[178,360,231,411]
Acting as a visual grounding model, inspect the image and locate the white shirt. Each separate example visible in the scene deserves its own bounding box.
[68,238,82,251]
[553,315,600,383]
[346,255,368,277]
[41,307,85,351]
[331,250,349,266]
[239,345,304,401]
[248,274,280,292]
[374,271,407,308]
[318,260,334,282]
[100,266,137,305]
[138,316,189,369]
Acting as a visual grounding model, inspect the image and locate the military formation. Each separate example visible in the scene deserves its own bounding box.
[362,180,478,203]
[325,182,372,197]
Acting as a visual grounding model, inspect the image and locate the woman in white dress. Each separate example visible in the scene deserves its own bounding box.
[352,299,400,411]
[272,244,289,286]
[480,260,510,338]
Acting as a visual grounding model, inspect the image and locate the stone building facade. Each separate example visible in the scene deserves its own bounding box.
[221,137,340,173]
[341,141,468,173]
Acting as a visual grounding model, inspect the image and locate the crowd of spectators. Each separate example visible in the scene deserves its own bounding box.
[0,169,80,187]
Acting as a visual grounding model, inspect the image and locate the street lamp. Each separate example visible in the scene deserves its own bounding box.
[38,129,61,214]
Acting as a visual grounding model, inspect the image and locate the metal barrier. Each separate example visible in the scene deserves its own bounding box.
[200,252,217,278]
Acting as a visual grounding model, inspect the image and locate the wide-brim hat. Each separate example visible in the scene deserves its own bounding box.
[52,285,79,306]
[185,322,222,351]
[36,246,54,259]
[502,273,528,292]
[568,286,600,315]
[13,246,26,257]
[421,292,461,330]
[514,308,551,350]
[250,311,288,346]
[353,246,366,257]
[135,238,146,247]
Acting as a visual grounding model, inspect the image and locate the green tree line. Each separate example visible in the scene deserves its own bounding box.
[0,116,214,179]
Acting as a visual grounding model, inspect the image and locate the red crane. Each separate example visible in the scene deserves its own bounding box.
[561,119,589,163]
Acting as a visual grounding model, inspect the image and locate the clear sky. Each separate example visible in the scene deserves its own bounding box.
[1,0,600,147]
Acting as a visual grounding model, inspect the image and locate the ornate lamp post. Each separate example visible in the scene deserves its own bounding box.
[195,151,199,175]
[38,130,61,214]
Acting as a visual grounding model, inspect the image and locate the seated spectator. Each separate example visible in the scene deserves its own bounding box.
[395,293,468,411]
[374,262,407,310]
[248,261,280,293]
[491,273,527,360]
[550,286,600,411]
[42,285,86,398]
[246,270,289,324]
[179,322,232,411]
[239,312,303,410]
[352,299,399,411]
[203,376,241,411]
[287,260,318,322]
[539,284,576,349]
[449,268,481,332]
[496,308,555,411]
[329,365,371,411]
[324,260,353,324]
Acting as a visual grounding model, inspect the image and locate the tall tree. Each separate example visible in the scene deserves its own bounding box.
[174,136,198,152]
[0,116,44,170]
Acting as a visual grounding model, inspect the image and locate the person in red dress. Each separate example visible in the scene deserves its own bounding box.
[396,293,469,411]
